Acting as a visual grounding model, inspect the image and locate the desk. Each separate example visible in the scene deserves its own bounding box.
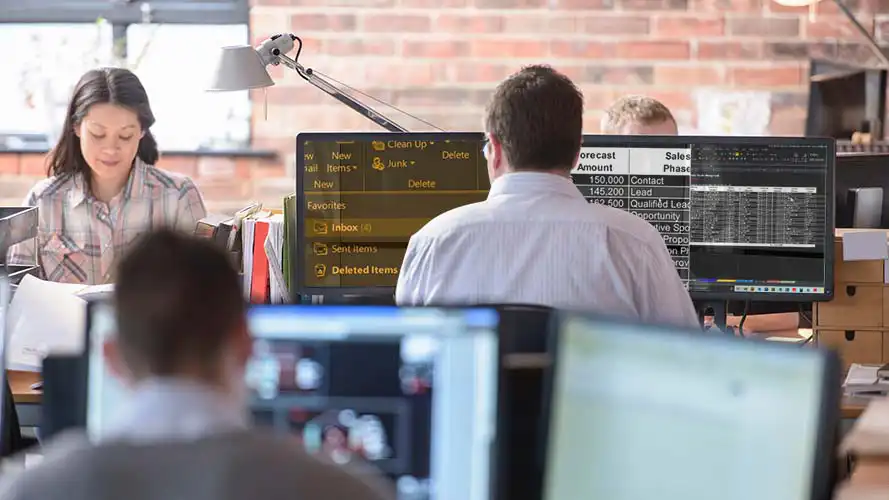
[8,370,41,439]
[9,370,41,404]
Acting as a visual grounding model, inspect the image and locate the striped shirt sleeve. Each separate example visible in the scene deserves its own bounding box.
[174,178,207,233]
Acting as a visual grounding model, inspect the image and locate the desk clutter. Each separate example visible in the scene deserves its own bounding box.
[31,302,842,500]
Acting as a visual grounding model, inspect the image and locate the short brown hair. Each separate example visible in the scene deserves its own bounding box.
[114,229,245,378]
[601,95,676,134]
[484,65,583,171]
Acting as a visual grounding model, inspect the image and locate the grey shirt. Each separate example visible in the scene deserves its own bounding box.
[0,378,395,500]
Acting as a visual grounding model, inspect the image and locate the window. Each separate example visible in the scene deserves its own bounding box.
[0,1,250,152]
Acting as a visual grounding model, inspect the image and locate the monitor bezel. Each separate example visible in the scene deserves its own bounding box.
[294,132,487,299]
[579,134,836,302]
[538,311,842,500]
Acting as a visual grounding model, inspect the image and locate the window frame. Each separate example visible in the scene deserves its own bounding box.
[0,0,257,154]
[0,1,248,26]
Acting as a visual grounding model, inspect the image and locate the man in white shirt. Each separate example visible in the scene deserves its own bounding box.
[396,65,699,329]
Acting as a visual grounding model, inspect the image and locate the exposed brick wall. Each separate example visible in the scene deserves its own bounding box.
[2,0,888,212]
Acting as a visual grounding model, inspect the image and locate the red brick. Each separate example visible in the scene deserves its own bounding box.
[402,40,470,58]
[451,63,514,83]
[365,63,441,86]
[696,41,762,59]
[620,0,688,10]
[323,39,396,57]
[290,14,356,32]
[436,14,504,33]
[550,0,616,7]
[474,0,547,6]
[250,159,287,179]
[580,16,650,35]
[0,154,19,175]
[585,66,655,85]
[197,156,240,179]
[641,90,694,110]
[615,41,690,59]
[19,154,48,177]
[361,14,431,32]
[691,0,762,11]
[551,41,610,59]
[808,15,875,38]
[655,65,725,85]
[156,155,197,177]
[402,0,468,6]
[500,15,577,33]
[763,42,837,60]
[471,40,549,58]
[728,16,800,37]
[654,15,725,37]
[729,65,805,87]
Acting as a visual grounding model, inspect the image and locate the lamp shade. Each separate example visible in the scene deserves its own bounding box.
[207,45,275,92]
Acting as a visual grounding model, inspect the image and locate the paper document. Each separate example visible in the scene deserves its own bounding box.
[844,364,889,396]
[5,275,112,371]
[264,214,287,304]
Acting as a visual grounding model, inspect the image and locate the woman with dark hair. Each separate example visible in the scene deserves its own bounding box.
[7,67,206,285]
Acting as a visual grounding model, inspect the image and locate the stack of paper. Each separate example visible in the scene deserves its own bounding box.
[6,275,113,371]
[845,364,889,397]
[239,204,289,304]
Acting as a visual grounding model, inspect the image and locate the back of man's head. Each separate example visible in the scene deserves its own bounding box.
[601,95,678,135]
[113,229,246,380]
[484,65,583,172]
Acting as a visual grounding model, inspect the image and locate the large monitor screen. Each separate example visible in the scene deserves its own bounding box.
[246,306,499,500]
[542,314,838,500]
[86,304,500,500]
[574,136,835,301]
[296,132,488,295]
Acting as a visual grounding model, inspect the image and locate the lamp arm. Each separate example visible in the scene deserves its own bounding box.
[277,54,408,133]
[833,0,889,68]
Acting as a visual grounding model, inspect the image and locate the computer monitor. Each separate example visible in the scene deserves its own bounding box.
[575,135,835,302]
[296,132,488,297]
[835,152,889,228]
[541,313,840,500]
[246,305,499,500]
[84,302,501,500]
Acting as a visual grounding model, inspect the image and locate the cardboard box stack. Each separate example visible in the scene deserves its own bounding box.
[815,230,889,373]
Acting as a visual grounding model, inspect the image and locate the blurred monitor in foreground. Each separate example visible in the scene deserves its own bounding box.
[541,313,840,500]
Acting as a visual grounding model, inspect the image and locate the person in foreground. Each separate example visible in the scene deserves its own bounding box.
[6,67,206,285]
[602,95,800,335]
[0,230,394,500]
[395,65,699,329]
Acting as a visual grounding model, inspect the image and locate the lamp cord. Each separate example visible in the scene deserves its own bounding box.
[289,35,445,132]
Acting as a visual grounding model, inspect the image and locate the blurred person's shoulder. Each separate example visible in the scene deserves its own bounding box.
[0,429,91,499]
[233,429,396,499]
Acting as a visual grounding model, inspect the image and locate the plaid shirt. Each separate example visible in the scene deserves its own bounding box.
[6,159,206,285]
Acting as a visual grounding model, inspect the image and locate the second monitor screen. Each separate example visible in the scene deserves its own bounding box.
[299,134,488,291]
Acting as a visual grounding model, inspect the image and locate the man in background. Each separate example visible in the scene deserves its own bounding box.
[601,95,800,336]
[396,66,698,329]
[0,230,393,500]
[601,95,678,135]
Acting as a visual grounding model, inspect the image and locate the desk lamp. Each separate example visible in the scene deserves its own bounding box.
[772,0,889,68]
[207,33,441,133]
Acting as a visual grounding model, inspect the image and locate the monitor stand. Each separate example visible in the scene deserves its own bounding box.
[694,300,731,334]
